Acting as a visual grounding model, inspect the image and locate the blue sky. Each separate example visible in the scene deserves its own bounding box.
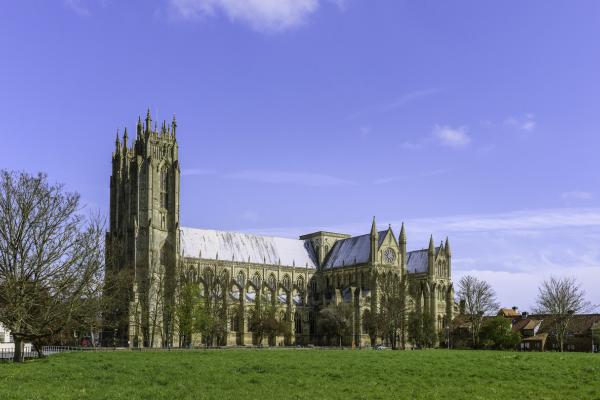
[1,0,600,310]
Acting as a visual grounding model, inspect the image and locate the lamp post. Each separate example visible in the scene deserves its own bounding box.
[446,324,450,349]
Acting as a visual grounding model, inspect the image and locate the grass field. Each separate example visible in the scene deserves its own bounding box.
[0,349,599,399]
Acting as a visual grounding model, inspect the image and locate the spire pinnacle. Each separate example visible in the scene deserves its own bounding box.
[122,127,128,150]
[145,108,152,134]
[171,114,177,139]
[445,237,451,257]
[428,235,434,253]
[137,116,142,137]
[400,222,406,243]
[114,130,121,155]
[370,216,377,235]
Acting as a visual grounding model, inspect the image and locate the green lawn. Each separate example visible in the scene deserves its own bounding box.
[1,349,599,399]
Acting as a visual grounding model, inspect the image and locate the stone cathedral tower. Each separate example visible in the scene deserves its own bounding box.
[105,110,180,347]
[105,111,454,349]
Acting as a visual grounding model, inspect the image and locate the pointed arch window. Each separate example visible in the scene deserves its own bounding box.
[160,168,168,209]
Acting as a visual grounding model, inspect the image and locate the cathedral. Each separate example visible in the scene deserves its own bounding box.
[105,111,455,348]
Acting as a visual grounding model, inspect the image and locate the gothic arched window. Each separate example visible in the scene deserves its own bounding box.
[236,271,245,287]
[160,167,168,209]
[252,273,261,289]
[295,312,302,334]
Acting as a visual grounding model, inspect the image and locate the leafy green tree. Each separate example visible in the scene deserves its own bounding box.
[175,281,201,347]
[362,309,380,346]
[408,312,437,349]
[190,269,228,347]
[480,316,521,350]
[318,303,353,347]
[248,295,288,346]
[421,313,437,348]
[408,312,424,348]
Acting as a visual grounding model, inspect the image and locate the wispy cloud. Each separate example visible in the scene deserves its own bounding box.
[64,0,91,16]
[433,124,471,148]
[380,89,441,112]
[403,208,600,234]
[168,0,343,32]
[224,170,357,186]
[504,114,536,132]
[373,169,447,185]
[348,88,440,119]
[561,191,592,201]
[181,168,215,177]
[373,177,405,185]
[400,141,423,150]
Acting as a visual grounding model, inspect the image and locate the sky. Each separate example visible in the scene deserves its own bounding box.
[1,0,600,311]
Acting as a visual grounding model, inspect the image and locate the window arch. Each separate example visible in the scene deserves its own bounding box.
[160,167,168,209]
[295,311,302,334]
[267,274,277,291]
[251,273,261,289]
[236,271,245,287]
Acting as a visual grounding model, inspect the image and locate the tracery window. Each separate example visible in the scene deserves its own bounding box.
[252,273,261,289]
[160,168,168,209]
[236,271,245,287]
[294,312,302,334]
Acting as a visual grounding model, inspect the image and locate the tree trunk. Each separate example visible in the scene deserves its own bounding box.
[33,341,44,358]
[13,336,24,363]
[560,336,564,352]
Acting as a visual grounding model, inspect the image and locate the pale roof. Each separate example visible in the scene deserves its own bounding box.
[180,227,317,268]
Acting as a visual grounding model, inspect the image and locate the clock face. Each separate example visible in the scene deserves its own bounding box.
[383,248,396,264]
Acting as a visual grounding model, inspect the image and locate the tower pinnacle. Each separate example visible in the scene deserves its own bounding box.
[400,222,406,243]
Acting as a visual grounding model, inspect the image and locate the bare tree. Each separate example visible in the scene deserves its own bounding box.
[147,258,166,348]
[457,275,499,347]
[535,276,593,352]
[0,171,104,362]
[377,273,407,349]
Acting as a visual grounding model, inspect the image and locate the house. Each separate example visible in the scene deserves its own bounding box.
[0,323,12,345]
[498,307,520,318]
[511,313,600,352]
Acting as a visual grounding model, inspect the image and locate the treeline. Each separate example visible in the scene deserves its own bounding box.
[174,270,292,347]
[455,275,594,352]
